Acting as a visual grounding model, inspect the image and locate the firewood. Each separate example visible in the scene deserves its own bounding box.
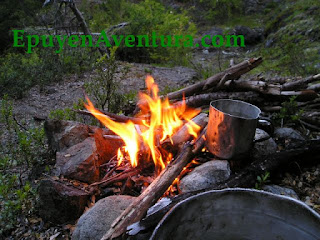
[100,127,207,240]
[307,83,320,92]
[183,92,263,108]
[282,74,320,91]
[131,139,320,238]
[166,57,263,100]
[132,58,263,114]
[76,109,145,125]
[162,113,208,147]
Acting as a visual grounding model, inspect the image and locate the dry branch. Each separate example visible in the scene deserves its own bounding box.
[282,74,320,91]
[183,91,263,108]
[76,109,145,125]
[166,57,263,101]
[162,113,208,147]
[100,127,207,240]
[308,83,320,92]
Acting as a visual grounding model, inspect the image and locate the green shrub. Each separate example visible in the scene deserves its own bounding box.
[0,96,44,235]
[199,0,243,23]
[0,45,97,98]
[89,0,196,65]
[84,47,130,112]
[273,96,304,126]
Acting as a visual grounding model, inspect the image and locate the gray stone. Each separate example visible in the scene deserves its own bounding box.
[274,127,305,141]
[254,128,270,142]
[179,160,231,193]
[72,195,136,240]
[38,179,90,224]
[262,185,299,199]
[232,26,264,45]
[252,137,278,159]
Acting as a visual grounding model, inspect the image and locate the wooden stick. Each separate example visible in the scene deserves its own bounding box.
[282,74,320,91]
[166,57,263,101]
[76,109,145,125]
[183,91,263,108]
[100,127,207,240]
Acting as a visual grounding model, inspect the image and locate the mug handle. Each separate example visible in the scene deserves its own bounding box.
[257,116,274,137]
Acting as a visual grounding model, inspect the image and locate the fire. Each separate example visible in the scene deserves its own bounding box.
[85,75,201,171]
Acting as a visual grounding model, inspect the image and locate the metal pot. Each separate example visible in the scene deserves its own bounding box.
[206,99,261,159]
[151,188,320,240]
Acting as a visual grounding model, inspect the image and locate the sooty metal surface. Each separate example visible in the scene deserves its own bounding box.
[151,188,320,240]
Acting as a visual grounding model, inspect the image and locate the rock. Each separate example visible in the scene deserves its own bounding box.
[232,26,264,45]
[274,127,305,141]
[72,195,136,240]
[44,120,90,152]
[38,179,90,224]
[193,27,224,49]
[254,128,270,142]
[262,185,299,199]
[179,160,231,193]
[56,129,123,183]
[252,137,278,159]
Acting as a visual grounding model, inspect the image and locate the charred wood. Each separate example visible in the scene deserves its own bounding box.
[100,127,207,240]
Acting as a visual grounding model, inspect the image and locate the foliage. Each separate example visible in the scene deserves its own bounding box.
[0,46,97,99]
[252,0,320,76]
[0,0,42,52]
[273,96,304,126]
[255,172,270,190]
[198,0,243,23]
[84,47,130,112]
[89,0,196,65]
[0,174,35,235]
[0,96,45,235]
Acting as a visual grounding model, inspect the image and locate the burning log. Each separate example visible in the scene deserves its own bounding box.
[130,139,320,238]
[76,109,145,125]
[162,113,208,147]
[100,127,207,240]
[133,58,263,114]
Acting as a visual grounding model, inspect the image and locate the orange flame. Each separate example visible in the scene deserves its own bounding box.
[85,75,201,171]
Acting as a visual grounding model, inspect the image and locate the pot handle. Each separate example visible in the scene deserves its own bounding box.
[257,116,274,136]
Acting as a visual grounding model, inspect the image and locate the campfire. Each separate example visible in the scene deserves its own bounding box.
[84,75,205,191]
[39,57,320,240]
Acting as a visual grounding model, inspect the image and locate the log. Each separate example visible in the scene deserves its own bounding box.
[166,57,263,101]
[183,91,263,108]
[100,127,207,240]
[225,81,318,101]
[76,109,145,125]
[130,139,320,238]
[162,113,208,147]
[132,58,263,114]
[307,83,320,92]
[282,74,320,91]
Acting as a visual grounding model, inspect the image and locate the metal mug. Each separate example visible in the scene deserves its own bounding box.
[206,99,261,159]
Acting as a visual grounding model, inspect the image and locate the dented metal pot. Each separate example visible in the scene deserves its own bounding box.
[151,188,320,240]
[206,99,261,159]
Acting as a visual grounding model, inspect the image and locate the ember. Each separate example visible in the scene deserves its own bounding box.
[85,75,201,172]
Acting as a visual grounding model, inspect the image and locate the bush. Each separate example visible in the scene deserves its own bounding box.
[84,47,130,112]
[0,96,44,235]
[89,0,197,65]
[0,46,97,99]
